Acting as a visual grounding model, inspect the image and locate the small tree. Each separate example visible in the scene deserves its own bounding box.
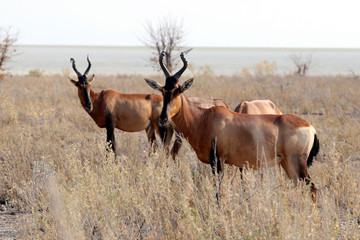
[0,27,17,80]
[290,53,312,76]
[143,17,186,73]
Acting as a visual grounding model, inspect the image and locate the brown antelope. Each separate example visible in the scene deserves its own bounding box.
[68,56,174,156]
[145,51,320,201]
[234,99,282,114]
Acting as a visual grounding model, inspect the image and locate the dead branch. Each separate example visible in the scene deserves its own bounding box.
[143,17,186,73]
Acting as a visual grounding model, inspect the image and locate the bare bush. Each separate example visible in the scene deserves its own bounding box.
[0,27,17,80]
[290,53,312,76]
[143,17,186,73]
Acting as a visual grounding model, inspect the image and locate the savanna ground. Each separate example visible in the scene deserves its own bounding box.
[0,65,359,239]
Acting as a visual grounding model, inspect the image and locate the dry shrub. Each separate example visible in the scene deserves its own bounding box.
[0,71,359,239]
[27,69,44,78]
[255,60,278,80]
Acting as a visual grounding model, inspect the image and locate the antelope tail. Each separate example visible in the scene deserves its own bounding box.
[307,134,320,167]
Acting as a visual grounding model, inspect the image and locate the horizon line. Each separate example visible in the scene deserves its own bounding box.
[13,44,360,51]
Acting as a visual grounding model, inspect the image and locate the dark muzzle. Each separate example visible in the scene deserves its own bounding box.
[159,116,170,126]
[84,104,92,112]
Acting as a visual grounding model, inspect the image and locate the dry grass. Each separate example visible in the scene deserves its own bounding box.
[0,69,359,239]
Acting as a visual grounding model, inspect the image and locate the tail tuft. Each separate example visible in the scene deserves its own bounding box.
[307,134,320,167]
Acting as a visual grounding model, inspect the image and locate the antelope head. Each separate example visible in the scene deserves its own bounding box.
[68,56,95,112]
[145,50,194,126]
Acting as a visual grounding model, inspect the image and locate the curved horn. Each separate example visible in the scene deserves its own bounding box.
[159,51,170,78]
[84,55,91,75]
[70,58,82,77]
[173,49,191,80]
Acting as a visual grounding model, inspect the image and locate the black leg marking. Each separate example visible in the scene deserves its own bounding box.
[149,130,157,154]
[239,167,244,180]
[209,138,217,175]
[210,137,223,205]
[146,126,158,155]
[171,128,183,160]
[106,112,116,155]
[216,151,222,174]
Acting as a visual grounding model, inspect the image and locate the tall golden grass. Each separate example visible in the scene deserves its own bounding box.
[0,68,359,239]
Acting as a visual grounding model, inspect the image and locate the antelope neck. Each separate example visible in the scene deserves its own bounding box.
[78,88,99,108]
[171,95,204,141]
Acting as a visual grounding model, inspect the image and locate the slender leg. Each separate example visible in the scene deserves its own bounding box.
[209,138,217,175]
[280,154,317,201]
[304,175,317,202]
[296,154,317,202]
[215,140,225,205]
[106,115,116,156]
[170,127,183,160]
[217,159,225,206]
[239,167,244,180]
[146,126,158,155]
[216,151,224,174]
[210,138,223,205]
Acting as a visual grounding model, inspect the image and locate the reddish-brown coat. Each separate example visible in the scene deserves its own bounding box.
[78,88,163,132]
[146,50,318,200]
[160,90,318,200]
[70,76,170,156]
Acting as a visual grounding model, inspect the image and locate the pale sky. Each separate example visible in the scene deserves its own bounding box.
[1,0,360,48]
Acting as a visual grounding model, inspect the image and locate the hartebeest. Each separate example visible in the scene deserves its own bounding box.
[145,51,320,201]
[234,99,282,114]
[68,56,174,156]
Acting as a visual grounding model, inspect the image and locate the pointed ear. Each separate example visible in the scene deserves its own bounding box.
[68,76,78,86]
[180,78,194,93]
[88,74,95,82]
[145,79,163,92]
